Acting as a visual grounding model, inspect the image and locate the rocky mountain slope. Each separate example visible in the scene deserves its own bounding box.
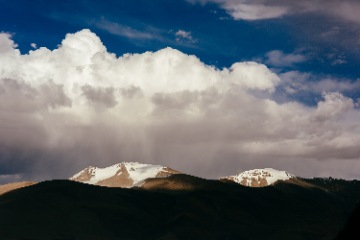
[223,168,295,187]
[70,162,181,188]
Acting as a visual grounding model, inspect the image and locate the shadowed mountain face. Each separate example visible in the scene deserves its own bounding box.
[0,176,359,240]
[335,203,360,240]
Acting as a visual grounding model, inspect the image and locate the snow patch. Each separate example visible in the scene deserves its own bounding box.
[230,168,295,186]
[70,162,166,186]
[122,162,164,185]
[85,164,121,184]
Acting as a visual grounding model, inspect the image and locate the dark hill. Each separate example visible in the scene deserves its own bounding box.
[139,173,240,191]
[0,177,359,240]
[335,203,360,240]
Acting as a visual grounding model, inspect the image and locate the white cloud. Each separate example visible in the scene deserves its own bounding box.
[190,0,360,23]
[175,30,194,42]
[226,61,280,91]
[95,19,158,40]
[188,0,289,20]
[265,50,306,67]
[314,92,354,121]
[280,71,360,95]
[0,32,18,53]
[30,43,37,49]
[222,2,288,20]
[0,29,359,181]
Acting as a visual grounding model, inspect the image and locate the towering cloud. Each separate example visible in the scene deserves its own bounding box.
[0,30,359,182]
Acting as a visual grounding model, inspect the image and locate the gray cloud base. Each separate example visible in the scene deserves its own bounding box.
[0,29,359,183]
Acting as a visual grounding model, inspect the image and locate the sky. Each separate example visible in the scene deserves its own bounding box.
[1,0,360,184]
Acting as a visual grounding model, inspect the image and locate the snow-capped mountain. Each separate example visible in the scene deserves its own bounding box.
[70,162,181,188]
[223,168,295,187]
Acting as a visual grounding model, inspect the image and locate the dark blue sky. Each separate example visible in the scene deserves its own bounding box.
[1,0,359,71]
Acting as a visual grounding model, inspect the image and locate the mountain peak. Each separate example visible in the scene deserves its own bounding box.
[70,162,181,188]
[223,168,295,187]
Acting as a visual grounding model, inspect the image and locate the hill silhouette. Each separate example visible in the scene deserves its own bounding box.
[0,177,359,240]
[335,203,360,240]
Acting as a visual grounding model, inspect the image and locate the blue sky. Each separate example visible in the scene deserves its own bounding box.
[1,0,360,182]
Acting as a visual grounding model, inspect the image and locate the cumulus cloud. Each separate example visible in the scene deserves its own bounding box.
[314,92,354,121]
[0,29,360,183]
[0,32,18,53]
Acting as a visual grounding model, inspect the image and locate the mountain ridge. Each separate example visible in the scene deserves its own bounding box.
[69,162,297,189]
[1,178,360,240]
[1,162,356,195]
